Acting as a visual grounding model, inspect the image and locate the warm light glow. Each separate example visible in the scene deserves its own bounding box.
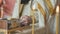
[32,4,36,10]
[56,6,59,13]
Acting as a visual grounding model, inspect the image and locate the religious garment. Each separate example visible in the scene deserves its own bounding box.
[21,0,57,34]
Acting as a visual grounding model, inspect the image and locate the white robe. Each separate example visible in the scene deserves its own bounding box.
[12,0,20,18]
[22,0,56,34]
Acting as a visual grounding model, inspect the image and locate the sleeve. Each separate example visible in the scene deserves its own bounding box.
[3,0,16,16]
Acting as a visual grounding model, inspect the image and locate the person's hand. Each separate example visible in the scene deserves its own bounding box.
[3,0,16,16]
[20,15,32,27]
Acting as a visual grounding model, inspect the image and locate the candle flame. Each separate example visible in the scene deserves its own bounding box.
[32,4,36,10]
[56,5,59,13]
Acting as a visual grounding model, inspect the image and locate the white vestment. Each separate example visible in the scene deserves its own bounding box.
[22,0,56,34]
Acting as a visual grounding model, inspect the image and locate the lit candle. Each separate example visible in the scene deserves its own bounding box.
[56,5,59,34]
[31,5,35,34]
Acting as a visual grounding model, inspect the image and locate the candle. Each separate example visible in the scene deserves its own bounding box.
[56,5,59,34]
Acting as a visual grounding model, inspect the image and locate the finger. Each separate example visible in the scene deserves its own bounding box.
[0,0,2,4]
